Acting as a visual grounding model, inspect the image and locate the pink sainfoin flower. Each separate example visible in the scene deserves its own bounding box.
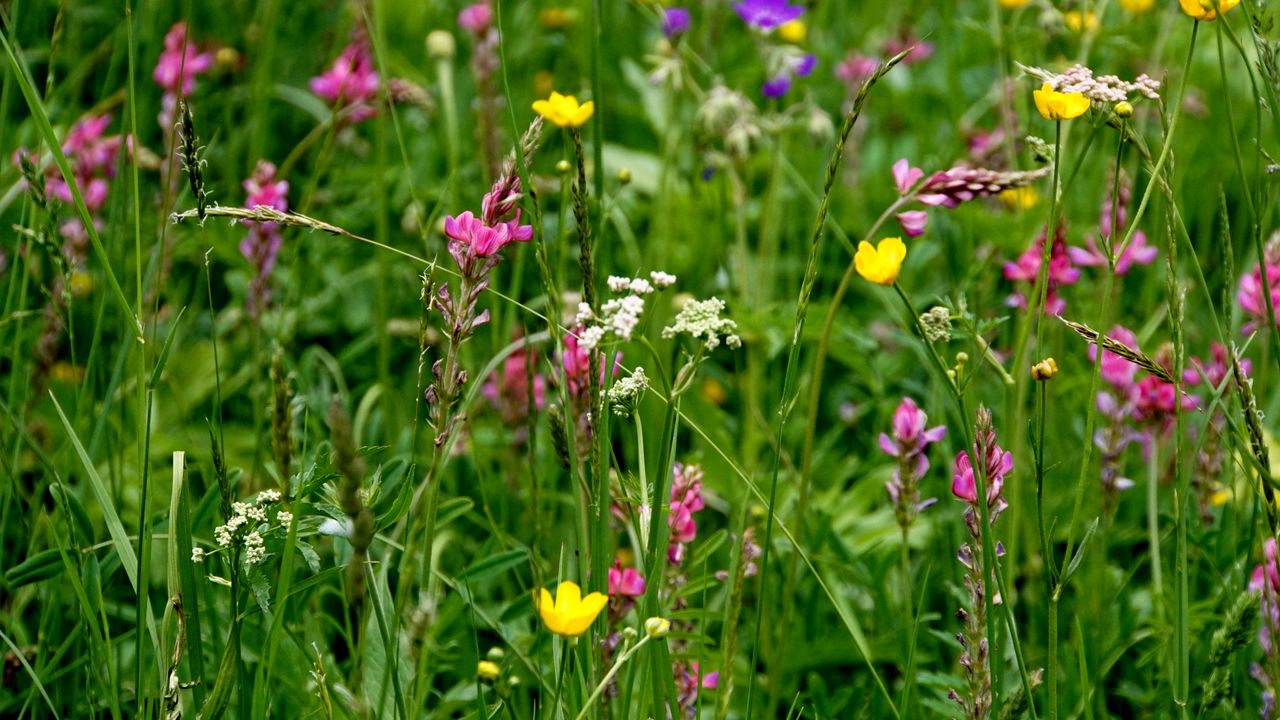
[1239,236,1280,334]
[457,2,494,35]
[949,406,1009,720]
[239,161,289,319]
[676,661,719,717]
[950,409,1012,525]
[443,210,532,258]
[1003,225,1080,315]
[1090,324,1141,388]
[878,397,945,530]
[668,463,706,564]
[1184,343,1247,524]
[482,337,547,436]
[153,22,214,96]
[310,43,380,123]
[1252,538,1280,715]
[608,559,646,597]
[1068,170,1157,275]
[892,158,924,194]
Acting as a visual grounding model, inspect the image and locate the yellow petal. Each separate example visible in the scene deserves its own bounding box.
[1059,92,1090,119]
[560,592,608,636]
[880,237,907,266]
[532,99,552,117]
[554,580,582,614]
[1033,84,1053,120]
[573,100,595,127]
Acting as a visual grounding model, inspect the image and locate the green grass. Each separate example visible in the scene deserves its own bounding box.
[5,0,1280,718]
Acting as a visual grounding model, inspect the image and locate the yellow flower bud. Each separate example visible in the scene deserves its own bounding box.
[617,167,632,185]
[645,617,671,639]
[1031,357,1059,381]
[477,660,501,683]
[556,159,572,175]
[1114,101,1134,119]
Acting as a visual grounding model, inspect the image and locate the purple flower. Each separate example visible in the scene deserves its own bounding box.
[1088,324,1141,389]
[662,7,691,38]
[794,53,817,77]
[733,0,804,31]
[761,75,792,98]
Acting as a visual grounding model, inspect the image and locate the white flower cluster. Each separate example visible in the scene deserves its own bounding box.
[577,271,678,351]
[608,366,650,416]
[211,488,289,565]
[1023,63,1161,103]
[662,297,742,350]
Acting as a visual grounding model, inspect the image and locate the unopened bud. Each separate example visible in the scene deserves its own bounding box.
[556,159,572,175]
[426,30,456,60]
[477,660,501,683]
[955,351,969,365]
[1031,357,1059,381]
[617,167,632,185]
[1114,101,1134,119]
[645,617,671,639]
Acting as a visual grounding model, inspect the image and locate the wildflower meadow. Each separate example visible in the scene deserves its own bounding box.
[7,0,1280,717]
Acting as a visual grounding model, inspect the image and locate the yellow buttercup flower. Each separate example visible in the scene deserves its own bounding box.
[1063,10,1098,32]
[477,660,501,682]
[535,580,607,637]
[1033,83,1090,121]
[778,20,806,44]
[1119,0,1155,11]
[532,91,595,128]
[1180,0,1239,20]
[855,237,907,286]
[999,187,1039,210]
[998,0,1031,7]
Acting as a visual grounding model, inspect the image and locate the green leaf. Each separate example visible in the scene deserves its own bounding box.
[455,548,529,583]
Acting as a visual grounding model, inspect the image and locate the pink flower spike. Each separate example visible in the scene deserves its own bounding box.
[458,3,494,35]
[892,158,924,195]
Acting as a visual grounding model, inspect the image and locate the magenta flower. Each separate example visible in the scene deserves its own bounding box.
[951,449,1011,509]
[1003,227,1080,315]
[310,43,380,123]
[1067,232,1156,275]
[733,0,804,31]
[951,408,1012,523]
[608,559,646,597]
[879,397,945,528]
[443,210,533,257]
[458,2,494,35]
[1239,255,1280,334]
[1088,324,1141,389]
[239,161,289,318]
[153,22,214,96]
[1185,342,1248,389]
